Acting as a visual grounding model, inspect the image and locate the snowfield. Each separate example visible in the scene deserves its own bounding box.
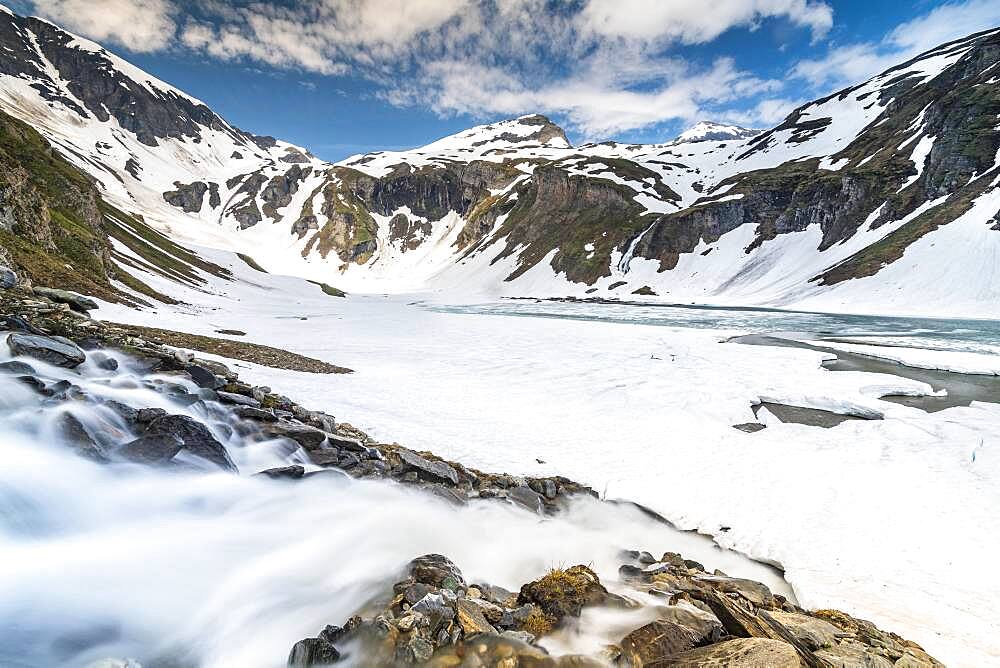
[96,250,1000,667]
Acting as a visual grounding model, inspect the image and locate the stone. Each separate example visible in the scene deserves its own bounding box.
[693,575,774,607]
[287,637,340,667]
[216,391,261,408]
[91,352,119,371]
[119,433,184,464]
[7,333,86,368]
[136,407,167,423]
[0,360,35,375]
[767,610,843,651]
[651,637,800,667]
[508,485,544,513]
[656,603,724,643]
[397,448,460,485]
[456,598,497,636]
[619,620,703,666]
[145,414,236,472]
[58,413,107,462]
[409,554,466,590]
[0,265,16,289]
[187,365,224,389]
[411,593,455,634]
[32,287,99,313]
[235,406,277,422]
[263,422,327,449]
[254,465,306,480]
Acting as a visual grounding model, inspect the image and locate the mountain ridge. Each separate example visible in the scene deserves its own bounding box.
[0,4,998,316]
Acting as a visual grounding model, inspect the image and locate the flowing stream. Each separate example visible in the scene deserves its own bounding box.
[0,332,792,668]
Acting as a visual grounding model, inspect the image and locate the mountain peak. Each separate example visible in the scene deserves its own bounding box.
[675,121,760,144]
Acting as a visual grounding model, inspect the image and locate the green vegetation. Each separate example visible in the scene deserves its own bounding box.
[236,252,268,273]
[307,279,346,297]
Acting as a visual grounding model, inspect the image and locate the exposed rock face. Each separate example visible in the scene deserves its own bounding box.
[0,12,257,149]
[163,181,210,213]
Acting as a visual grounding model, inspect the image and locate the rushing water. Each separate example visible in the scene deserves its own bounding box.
[426,300,1000,353]
[0,333,792,668]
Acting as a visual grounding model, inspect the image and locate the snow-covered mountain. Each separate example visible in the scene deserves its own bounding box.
[674,121,761,143]
[1,3,999,316]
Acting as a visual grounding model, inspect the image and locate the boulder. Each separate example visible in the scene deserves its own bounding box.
[767,610,843,651]
[235,406,278,422]
[32,287,99,313]
[136,407,167,423]
[397,448,460,485]
[287,637,340,667]
[216,391,261,408]
[518,565,608,623]
[263,422,327,449]
[620,620,703,667]
[6,333,86,368]
[409,554,466,590]
[119,433,184,464]
[0,265,16,289]
[0,360,36,375]
[254,465,305,480]
[508,485,544,513]
[187,364,224,389]
[58,413,107,462]
[652,638,801,667]
[145,414,236,472]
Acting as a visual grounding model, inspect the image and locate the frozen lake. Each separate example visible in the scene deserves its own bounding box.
[95,251,1000,666]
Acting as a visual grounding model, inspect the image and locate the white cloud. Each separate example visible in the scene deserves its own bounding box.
[578,0,833,43]
[30,0,177,52]
[20,0,844,137]
[394,57,783,137]
[792,0,1000,89]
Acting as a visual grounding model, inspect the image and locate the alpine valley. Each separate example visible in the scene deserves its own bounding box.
[2,3,1000,668]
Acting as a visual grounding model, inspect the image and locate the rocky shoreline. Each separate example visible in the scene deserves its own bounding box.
[0,281,944,667]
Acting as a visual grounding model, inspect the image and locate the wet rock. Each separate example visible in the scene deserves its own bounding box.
[653,637,800,666]
[32,287,99,313]
[409,554,467,591]
[235,406,278,422]
[119,433,184,464]
[102,400,138,423]
[58,412,107,462]
[397,448,460,485]
[508,485,544,513]
[216,391,261,408]
[91,352,119,371]
[187,364,224,389]
[0,360,35,374]
[264,422,327,449]
[619,620,703,666]
[255,465,306,480]
[7,333,86,368]
[287,636,340,667]
[136,407,167,423]
[145,414,236,472]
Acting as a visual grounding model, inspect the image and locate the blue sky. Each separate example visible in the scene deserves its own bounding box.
[7,0,1000,161]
